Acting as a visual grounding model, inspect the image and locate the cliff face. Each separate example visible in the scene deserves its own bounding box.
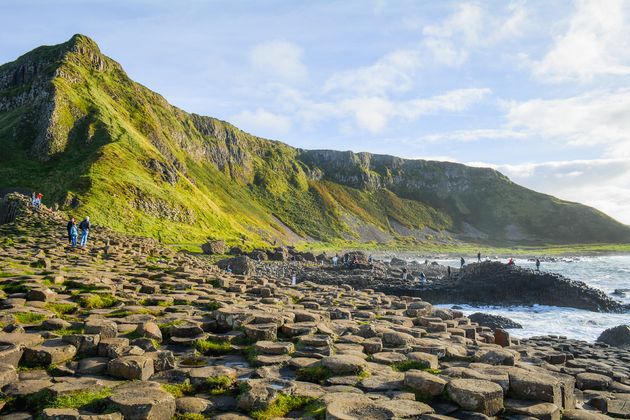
[1,34,629,247]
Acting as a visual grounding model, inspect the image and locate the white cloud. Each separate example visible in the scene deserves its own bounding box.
[323,49,422,96]
[249,40,307,81]
[422,128,527,143]
[231,108,291,136]
[505,89,630,156]
[468,158,630,224]
[422,2,527,67]
[532,0,630,81]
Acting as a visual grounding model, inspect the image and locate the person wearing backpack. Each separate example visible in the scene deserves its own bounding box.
[79,216,91,247]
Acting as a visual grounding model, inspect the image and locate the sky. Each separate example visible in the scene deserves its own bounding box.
[1,0,629,224]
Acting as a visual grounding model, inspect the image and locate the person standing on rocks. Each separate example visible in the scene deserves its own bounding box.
[460,257,465,268]
[447,265,451,278]
[79,216,91,247]
[402,267,408,280]
[536,258,541,271]
[34,193,42,211]
[332,254,338,266]
[69,220,78,248]
[66,217,75,245]
[477,252,481,262]
[419,272,427,284]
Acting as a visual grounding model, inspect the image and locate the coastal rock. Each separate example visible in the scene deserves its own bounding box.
[468,312,523,330]
[596,324,630,348]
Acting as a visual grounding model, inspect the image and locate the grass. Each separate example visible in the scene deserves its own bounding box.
[77,294,118,309]
[296,365,332,384]
[205,375,235,394]
[174,415,210,420]
[0,281,28,294]
[14,312,46,324]
[250,394,316,420]
[161,382,194,398]
[45,302,78,317]
[47,388,112,410]
[194,339,234,356]
[52,327,84,336]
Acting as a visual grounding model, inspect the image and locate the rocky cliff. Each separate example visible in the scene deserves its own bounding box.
[1,34,630,247]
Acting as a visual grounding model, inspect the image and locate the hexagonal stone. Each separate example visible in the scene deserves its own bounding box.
[508,368,562,406]
[254,340,294,355]
[188,365,237,388]
[404,370,447,397]
[61,334,100,355]
[0,342,23,367]
[321,355,367,375]
[371,352,407,365]
[473,348,519,366]
[505,399,561,420]
[407,352,439,369]
[22,339,77,367]
[0,363,18,388]
[85,320,118,338]
[576,372,612,390]
[108,355,154,381]
[109,381,175,420]
[244,323,277,341]
[447,378,504,416]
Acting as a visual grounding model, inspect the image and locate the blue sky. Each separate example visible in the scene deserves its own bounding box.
[2,0,630,223]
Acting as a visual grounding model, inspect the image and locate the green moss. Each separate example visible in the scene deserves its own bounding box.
[174,414,210,420]
[296,365,332,384]
[250,394,316,420]
[47,388,112,410]
[45,302,78,317]
[52,327,84,336]
[161,382,194,398]
[194,339,234,356]
[14,312,46,324]
[205,375,235,394]
[78,293,118,309]
[0,281,28,294]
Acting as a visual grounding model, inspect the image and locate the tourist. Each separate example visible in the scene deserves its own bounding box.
[402,268,408,280]
[332,254,338,266]
[30,192,36,207]
[368,255,373,264]
[536,258,541,271]
[447,266,451,278]
[460,257,465,268]
[69,220,78,248]
[419,272,427,284]
[34,193,42,211]
[79,216,91,247]
[477,252,481,262]
[507,258,515,265]
[66,217,75,245]
[226,264,232,273]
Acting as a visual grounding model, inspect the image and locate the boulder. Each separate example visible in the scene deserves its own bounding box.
[109,381,175,420]
[108,355,154,381]
[447,378,504,416]
[22,339,77,367]
[320,355,367,375]
[404,370,447,397]
[201,240,226,255]
[216,256,256,276]
[136,322,163,343]
[597,324,630,348]
[508,368,562,406]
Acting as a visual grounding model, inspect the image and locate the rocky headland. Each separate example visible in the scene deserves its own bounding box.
[0,194,628,419]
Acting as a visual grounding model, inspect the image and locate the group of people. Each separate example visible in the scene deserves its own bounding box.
[332,253,373,270]
[66,216,91,248]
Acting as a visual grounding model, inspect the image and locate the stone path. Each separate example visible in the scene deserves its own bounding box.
[0,194,628,419]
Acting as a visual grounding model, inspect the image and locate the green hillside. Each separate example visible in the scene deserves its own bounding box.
[1,34,629,248]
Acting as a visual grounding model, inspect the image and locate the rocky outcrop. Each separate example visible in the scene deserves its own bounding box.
[468,312,523,330]
[379,261,625,313]
[597,325,630,348]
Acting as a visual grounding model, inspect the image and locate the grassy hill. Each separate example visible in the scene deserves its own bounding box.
[1,34,629,249]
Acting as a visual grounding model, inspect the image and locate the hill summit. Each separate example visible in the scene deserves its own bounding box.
[1,34,629,248]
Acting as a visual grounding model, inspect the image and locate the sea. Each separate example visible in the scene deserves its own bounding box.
[426,255,630,342]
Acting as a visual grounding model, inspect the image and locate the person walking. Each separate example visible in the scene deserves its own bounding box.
[535,258,541,271]
[69,220,78,248]
[79,216,91,247]
[66,217,75,245]
[477,252,481,263]
[447,265,451,278]
[460,257,465,268]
